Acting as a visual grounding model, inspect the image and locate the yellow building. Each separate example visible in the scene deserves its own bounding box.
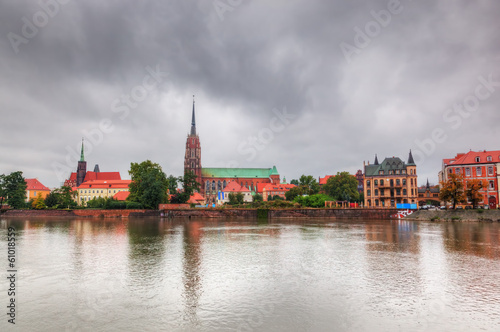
[25,178,51,201]
[77,180,132,205]
[363,152,418,208]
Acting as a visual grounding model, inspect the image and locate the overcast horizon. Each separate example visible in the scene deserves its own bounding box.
[1,0,499,188]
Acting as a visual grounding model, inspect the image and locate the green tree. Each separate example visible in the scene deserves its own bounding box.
[465,179,484,209]
[0,171,27,209]
[171,170,201,204]
[290,179,299,186]
[128,160,169,209]
[44,191,60,208]
[253,193,263,202]
[294,194,333,208]
[323,172,360,202]
[56,186,78,209]
[439,173,466,209]
[167,175,178,194]
[32,193,46,210]
[298,175,320,195]
[285,186,303,201]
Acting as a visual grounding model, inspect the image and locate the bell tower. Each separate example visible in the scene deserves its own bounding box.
[184,96,202,190]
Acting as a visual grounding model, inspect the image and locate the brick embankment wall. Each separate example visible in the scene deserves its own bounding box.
[0,209,158,218]
[268,208,397,219]
[407,209,500,222]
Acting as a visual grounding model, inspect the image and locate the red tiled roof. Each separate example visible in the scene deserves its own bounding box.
[68,173,77,181]
[78,180,132,189]
[256,183,268,193]
[113,191,130,201]
[84,172,121,182]
[25,178,50,191]
[447,150,500,166]
[319,175,333,185]
[188,192,205,204]
[223,181,244,192]
[262,183,296,191]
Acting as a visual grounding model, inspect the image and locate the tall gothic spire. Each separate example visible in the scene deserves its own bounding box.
[190,95,196,136]
[426,178,430,190]
[407,149,415,165]
[80,138,85,162]
[374,154,379,165]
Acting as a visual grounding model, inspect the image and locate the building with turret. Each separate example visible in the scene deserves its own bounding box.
[184,97,281,204]
[363,151,418,207]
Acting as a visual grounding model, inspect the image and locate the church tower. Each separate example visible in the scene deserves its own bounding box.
[76,138,87,187]
[184,96,202,190]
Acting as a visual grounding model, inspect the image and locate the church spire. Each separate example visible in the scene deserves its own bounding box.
[374,154,379,165]
[407,149,415,165]
[190,95,196,136]
[426,178,430,190]
[80,138,85,162]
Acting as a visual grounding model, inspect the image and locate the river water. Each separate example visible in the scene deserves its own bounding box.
[1,217,500,332]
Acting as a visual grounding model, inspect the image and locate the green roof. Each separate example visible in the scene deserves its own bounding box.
[202,167,278,178]
[365,157,408,177]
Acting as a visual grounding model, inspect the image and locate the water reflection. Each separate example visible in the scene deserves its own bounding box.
[442,222,500,259]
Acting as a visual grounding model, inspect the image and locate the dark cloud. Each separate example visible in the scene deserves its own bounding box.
[1,0,499,188]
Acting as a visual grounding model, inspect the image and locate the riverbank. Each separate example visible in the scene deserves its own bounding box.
[0,208,398,219]
[405,209,500,222]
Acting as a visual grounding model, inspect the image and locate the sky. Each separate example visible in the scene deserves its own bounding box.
[1,0,499,189]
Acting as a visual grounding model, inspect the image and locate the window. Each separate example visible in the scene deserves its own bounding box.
[488,166,494,176]
[390,179,394,186]
[402,170,406,174]
[411,179,413,185]
[396,170,400,175]
[379,171,384,175]
[402,179,406,185]
[465,168,471,176]
[475,157,480,162]
[389,170,393,175]
[411,189,414,195]
[367,180,371,186]
[380,189,384,196]
[223,180,227,188]
[206,181,210,192]
[455,168,461,174]
[396,179,400,186]
[396,189,401,195]
[212,180,216,191]
[367,190,371,196]
[477,167,482,176]
[489,181,495,190]
[374,189,378,196]
[380,179,384,186]
[403,189,407,195]
[487,155,492,162]
[375,199,379,206]
[374,180,378,186]
[448,168,452,174]
[191,150,194,158]
[192,138,194,144]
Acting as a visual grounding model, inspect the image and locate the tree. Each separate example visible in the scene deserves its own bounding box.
[439,173,466,209]
[170,170,201,204]
[167,175,178,194]
[0,171,27,209]
[465,179,485,208]
[58,186,77,208]
[290,179,299,186]
[44,191,60,208]
[323,172,360,202]
[298,175,320,195]
[253,193,263,202]
[128,160,169,209]
[32,193,46,210]
[294,194,334,208]
[285,186,303,201]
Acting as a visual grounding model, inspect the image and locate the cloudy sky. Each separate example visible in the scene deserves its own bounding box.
[1,0,499,188]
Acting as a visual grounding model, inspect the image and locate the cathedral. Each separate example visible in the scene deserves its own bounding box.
[184,98,280,203]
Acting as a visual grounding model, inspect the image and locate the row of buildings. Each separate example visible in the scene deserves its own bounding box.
[22,99,499,210]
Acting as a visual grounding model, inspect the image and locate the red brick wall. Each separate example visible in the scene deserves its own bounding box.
[159,204,191,210]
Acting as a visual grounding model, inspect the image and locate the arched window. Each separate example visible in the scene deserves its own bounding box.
[475,157,481,162]
[191,150,194,158]
[223,180,227,188]
[206,181,210,192]
[217,180,222,191]
[245,181,248,188]
[487,155,492,162]
[191,162,194,168]
[212,180,216,191]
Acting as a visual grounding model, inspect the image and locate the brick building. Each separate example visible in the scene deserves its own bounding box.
[184,98,280,204]
[417,179,440,206]
[438,150,499,209]
[363,152,418,207]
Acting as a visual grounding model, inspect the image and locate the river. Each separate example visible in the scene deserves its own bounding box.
[1,217,499,331]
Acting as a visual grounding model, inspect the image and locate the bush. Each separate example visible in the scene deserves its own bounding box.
[294,194,334,208]
[126,201,143,209]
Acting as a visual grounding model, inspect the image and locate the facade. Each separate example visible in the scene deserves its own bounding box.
[438,150,500,209]
[262,183,296,201]
[218,181,253,205]
[417,179,440,206]
[183,98,280,204]
[25,178,51,201]
[76,180,132,205]
[363,151,418,207]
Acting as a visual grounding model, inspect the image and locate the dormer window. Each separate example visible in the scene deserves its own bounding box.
[487,155,492,162]
[475,157,480,162]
